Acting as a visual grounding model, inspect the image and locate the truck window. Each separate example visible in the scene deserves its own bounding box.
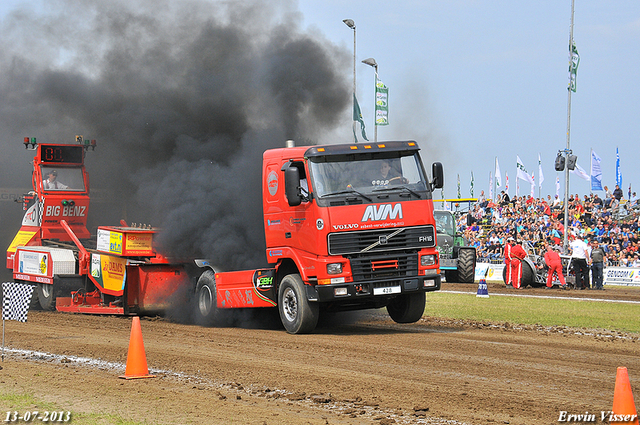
[41,166,86,191]
[308,152,428,199]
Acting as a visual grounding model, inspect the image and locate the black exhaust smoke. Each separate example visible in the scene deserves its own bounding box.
[0,0,350,270]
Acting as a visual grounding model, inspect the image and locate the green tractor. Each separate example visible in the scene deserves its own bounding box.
[434,209,477,283]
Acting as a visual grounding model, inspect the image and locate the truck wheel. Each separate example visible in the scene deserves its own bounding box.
[387,292,425,323]
[37,283,56,311]
[194,270,222,326]
[278,274,319,334]
[457,249,476,283]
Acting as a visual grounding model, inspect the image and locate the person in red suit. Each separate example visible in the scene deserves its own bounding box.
[504,236,527,289]
[543,241,566,289]
[510,239,527,289]
[504,237,516,288]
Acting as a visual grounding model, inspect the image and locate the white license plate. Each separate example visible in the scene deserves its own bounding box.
[373,286,401,295]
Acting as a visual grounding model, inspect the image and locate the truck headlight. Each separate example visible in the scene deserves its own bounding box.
[327,263,343,275]
[421,254,436,266]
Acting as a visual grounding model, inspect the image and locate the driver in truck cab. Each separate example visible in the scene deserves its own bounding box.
[43,170,68,190]
[371,159,406,187]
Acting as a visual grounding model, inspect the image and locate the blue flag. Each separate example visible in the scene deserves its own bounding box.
[616,147,623,188]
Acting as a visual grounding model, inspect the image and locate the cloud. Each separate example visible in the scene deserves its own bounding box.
[0,0,350,270]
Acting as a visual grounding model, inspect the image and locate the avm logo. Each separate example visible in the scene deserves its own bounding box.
[361,204,403,222]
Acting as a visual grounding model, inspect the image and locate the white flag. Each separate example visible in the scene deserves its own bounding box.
[556,175,560,198]
[489,171,493,200]
[530,173,535,197]
[571,163,590,181]
[538,153,544,188]
[505,172,509,196]
[516,155,534,185]
[590,149,603,191]
[495,157,502,189]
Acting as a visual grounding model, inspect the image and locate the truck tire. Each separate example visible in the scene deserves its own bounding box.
[387,292,425,323]
[457,249,476,283]
[194,270,223,326]
[278,274,319,334]
[37,283,56,311]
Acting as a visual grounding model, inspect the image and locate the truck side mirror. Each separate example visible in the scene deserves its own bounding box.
[431,162,444,190]
[284,166,302,207]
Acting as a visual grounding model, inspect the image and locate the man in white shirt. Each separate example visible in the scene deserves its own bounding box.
[569,235,591,290]
[43,170,68,190]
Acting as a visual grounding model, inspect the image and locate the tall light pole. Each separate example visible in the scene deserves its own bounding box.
[362,57,378,143]
[343,19,356,141]
[563,0,576,254]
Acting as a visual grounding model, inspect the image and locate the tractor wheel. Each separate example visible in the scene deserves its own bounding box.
[194,270,224,326]
[444,270,458,283]
[37,283,56,311]
[502,261,536,288]
[457,249,476,283]
[521,260,536,287]
[387,292,426,323]
[278,274,319,334]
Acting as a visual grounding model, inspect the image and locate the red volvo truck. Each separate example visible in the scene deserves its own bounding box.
[194,140,444,333]
[7,138,443,334]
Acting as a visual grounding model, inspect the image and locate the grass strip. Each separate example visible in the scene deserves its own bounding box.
[0,391,149,425]
[425,292,640,334]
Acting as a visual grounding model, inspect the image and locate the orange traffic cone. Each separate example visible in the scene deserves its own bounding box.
[119,316,155,380]
[611,367,639,425]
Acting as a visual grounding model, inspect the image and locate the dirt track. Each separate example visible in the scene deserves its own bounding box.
[2,283,640,425]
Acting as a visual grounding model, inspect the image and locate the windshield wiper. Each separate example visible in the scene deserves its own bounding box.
[321,188,372,202]
[372,185,421,198]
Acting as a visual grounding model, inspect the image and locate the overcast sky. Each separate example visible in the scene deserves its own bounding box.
[2,0,638,200]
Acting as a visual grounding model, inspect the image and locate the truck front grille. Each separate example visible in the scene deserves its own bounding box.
[328,225,435,256]
[349,252,418,282]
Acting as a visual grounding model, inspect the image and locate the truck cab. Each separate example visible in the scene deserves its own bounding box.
[197,140,444,333]
[7,141,92,271]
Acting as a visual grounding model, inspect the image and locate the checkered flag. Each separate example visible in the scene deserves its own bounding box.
[2,282,35,323]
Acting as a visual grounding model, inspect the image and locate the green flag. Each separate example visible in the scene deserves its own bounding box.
[569,40,580,92]
[353,93,369,142]
[375,77,389,126]
[470,172,474,197]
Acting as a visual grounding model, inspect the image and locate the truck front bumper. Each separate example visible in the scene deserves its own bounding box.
[309,274,441,303]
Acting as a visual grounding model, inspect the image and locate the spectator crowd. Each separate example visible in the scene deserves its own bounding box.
[457,185,640,268]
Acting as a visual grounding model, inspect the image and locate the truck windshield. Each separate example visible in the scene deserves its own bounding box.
[41,166,86,192]
[308,153,428,199]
